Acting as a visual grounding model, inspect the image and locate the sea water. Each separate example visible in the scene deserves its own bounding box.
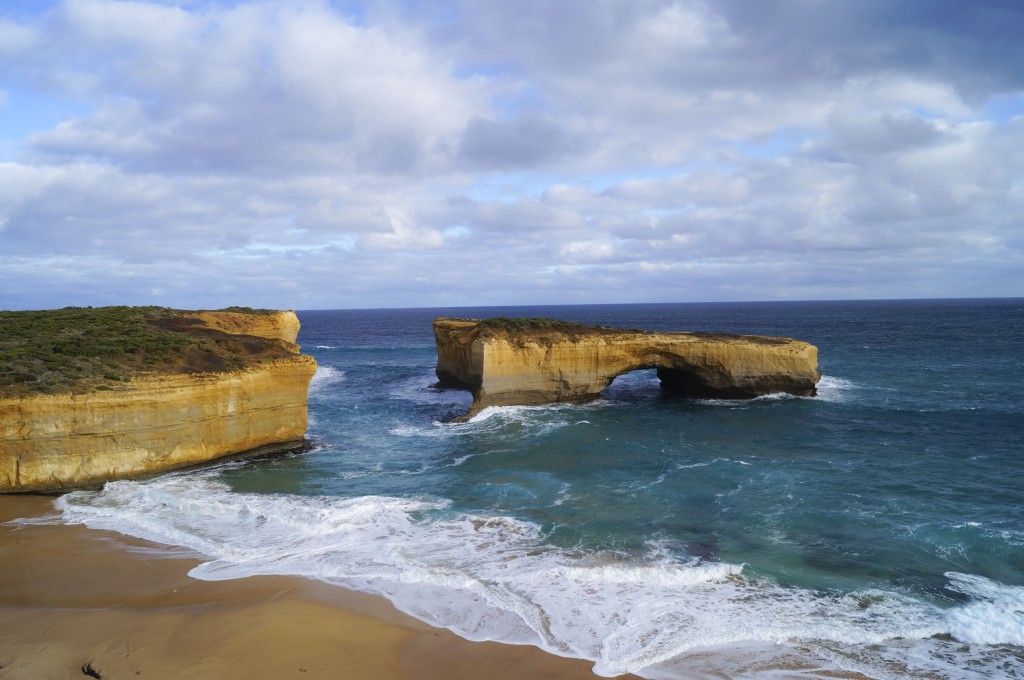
[55,299,1024,678]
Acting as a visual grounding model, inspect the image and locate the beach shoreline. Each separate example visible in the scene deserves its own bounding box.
[0,494,629,680]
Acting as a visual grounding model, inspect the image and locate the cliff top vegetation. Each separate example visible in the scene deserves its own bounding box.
[459,317,648,341]
[476,317,600,333]
[0,306,290,395]
[440,316,789,346]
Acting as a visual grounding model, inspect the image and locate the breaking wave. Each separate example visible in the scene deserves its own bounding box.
[56,474,1023,679]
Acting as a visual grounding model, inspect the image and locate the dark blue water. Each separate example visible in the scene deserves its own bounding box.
[60,299,1024,679]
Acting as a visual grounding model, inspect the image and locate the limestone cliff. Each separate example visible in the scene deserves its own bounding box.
[0,309,316,493]
[193,310,301,345]
[434,317,820,420]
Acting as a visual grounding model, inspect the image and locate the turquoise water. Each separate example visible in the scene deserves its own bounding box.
[59,300,1024,678]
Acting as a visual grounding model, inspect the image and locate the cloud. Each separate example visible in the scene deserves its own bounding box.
[10,1,488,175]
[457,114,586,168]
[0,0,1021,311]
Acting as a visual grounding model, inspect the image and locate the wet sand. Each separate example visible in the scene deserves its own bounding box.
[0,494,630,680]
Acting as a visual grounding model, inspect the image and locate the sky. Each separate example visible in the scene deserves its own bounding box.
[1,0,1022,311]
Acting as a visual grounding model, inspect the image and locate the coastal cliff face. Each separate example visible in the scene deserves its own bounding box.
[0,310,316,493]
[193,310,301,345]
[434,318,820,419]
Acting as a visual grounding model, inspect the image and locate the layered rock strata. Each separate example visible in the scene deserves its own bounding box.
[1,310,316,493]
[434,318,820,420]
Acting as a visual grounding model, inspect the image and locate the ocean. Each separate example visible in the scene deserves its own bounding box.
[56,299,1024,679]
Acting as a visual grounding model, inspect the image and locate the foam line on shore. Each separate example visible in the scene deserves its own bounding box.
[53,474,1024,679]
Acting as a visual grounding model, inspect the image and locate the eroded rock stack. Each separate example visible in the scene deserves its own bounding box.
[434,317,820,420]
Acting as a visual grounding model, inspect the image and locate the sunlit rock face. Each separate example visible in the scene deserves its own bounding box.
[434,317,820,420]
[0,310,316,493]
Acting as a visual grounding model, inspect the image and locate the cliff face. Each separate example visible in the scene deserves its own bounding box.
[434,318,820,419]
[193,310,301,345]
[0,310,316,493]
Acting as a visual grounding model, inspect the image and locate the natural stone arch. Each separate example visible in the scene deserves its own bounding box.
[433,318,820,420]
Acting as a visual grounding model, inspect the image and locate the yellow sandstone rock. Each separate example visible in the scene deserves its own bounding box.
[194,309,301,345]
[0,310,316,493]
[434,317,820,420]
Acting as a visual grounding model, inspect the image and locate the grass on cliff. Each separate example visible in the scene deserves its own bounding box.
[476,317,597,333]
[218,306,278,315]
[0,306,279,395]
[463,317,782,344]
[473,317,646,341]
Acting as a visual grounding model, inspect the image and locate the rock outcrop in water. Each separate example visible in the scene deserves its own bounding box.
[434,317,820,420]
[0,309,317,493]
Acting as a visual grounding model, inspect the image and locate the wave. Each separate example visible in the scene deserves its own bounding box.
[449,404,602,442]
[308,365,346,395]
[944,572,1024,646]
[659,376,854,408]
[388,403,582,442]
[55,475,1023,679]
[813,375,858,403]
[465,404,561,424]
[388,374,473,408]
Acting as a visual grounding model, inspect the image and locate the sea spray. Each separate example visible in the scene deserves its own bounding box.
[57,473,1022,678]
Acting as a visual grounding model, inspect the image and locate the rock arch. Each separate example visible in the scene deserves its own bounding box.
[433,318,820,420]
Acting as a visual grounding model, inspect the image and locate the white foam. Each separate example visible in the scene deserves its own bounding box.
[814,375,857,403]
[617,472,668,494]
[337,462,385,480]
[757,392,797,401]
[389,425,424,437]
[389,374,473,407]
[675,458,750,471]
[944,572,1024,646]
[694,391,798,408]
[53,475,1020,679]
[308,365,346,394]
[4,510,63,527]
[465,405,523,424]
[552,482,577,506]
[314,345,337,349]
[453,404,583,441]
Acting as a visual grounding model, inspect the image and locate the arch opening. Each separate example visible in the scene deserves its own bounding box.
[599,365,748,402]
[599,368,662,402]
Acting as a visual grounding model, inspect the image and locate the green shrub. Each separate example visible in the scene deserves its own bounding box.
[0,306,287,395]
[473,317,645,340]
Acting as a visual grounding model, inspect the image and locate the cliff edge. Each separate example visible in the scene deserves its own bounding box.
[0,307,317,493]
[434,317,820,420]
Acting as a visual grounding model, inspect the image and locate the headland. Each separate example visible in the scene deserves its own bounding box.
[0,306,317,492]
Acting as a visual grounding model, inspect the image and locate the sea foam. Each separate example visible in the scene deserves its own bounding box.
[308,365,346,394]
[388,374,472,407]
[945,572,1024,646]
[55,473,1022,679]
[814,375,856,402]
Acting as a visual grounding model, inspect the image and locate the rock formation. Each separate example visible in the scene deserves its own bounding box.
[434,317,820,420]
[1,309,317,493]
[191,309,301,344]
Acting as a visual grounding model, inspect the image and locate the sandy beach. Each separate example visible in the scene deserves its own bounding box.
[0,494,629,680]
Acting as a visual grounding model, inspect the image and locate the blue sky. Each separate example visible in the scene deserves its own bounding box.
[1,0,1022,310]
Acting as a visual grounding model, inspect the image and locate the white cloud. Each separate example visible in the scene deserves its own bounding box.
[635,2,724,50]
[362,211,445,250]
[14,2,489,175]
[0,18,38,56]
[0,0,1021,310]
